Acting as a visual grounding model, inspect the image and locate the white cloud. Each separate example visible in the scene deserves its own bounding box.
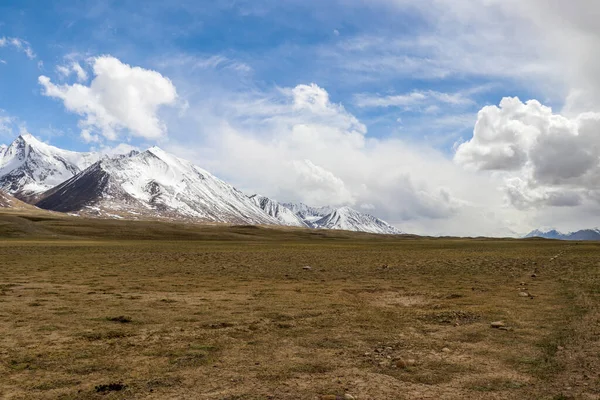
[455,97,600,210]
[354,89,474,109]
[161,82,511,236]
[96,142,140,157]
[0,111,15,135]
[158,54,252,74]
[39,55,178,141]
[352,0,600,115]
[57,62,88,82]
[0,37,36,59]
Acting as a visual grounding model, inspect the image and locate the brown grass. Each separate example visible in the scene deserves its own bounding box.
[0,211,599,399]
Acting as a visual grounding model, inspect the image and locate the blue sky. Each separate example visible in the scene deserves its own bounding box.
[2,0,600,235]
[0,0,540,151]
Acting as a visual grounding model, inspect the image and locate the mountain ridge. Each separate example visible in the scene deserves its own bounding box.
[36,146,279,225]
[525,228,600,241]
[255,195,402,234]
[0,134,99,202]
[0,133,403,234]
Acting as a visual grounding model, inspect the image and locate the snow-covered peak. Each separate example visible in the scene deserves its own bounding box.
[314,206,402,234]
[281,201,333,222]
[0,133,100,200]
[250,194,308,227]
[38,147,279,225]
[19,132,43,145]
[275,200,402,234]
[525,228,600,240]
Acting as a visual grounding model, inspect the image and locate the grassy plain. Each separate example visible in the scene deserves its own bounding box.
[0,212,599,399]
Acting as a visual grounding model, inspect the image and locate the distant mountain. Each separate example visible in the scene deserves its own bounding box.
[312,206,402,234]
[280,202,334,224]
[259,197,402,234]
[249,195,308,227]
[0,134,99,202]
[525,228,600,241]
[36,147,279,225]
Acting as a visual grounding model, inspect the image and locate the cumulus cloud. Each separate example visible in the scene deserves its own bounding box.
[39,56,177,141]
[455,97,600,209]
[0,37,35,59]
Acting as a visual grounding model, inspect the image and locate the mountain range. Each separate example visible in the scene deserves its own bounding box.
[525,228,600,241]
[0,134,402,234]
[0,133,99,202]
[250,194,401,234]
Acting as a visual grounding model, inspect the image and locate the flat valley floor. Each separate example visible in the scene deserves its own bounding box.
[0,213,599,399]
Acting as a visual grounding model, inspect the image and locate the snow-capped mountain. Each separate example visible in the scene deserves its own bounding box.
[0,133,405,234]
[525,228,600,241]
[249,195,308,227]
[312,206,402,234]
[259,196,402,234]
[280,202,334,225]
[36,146,279,225]
[0,134,99,202]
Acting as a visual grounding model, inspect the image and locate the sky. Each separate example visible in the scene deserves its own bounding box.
[2,0,600,236]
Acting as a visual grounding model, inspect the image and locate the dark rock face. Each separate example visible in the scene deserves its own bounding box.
[36,163,110,212]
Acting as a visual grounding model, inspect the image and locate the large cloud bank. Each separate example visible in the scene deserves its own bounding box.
[456,97,600,210]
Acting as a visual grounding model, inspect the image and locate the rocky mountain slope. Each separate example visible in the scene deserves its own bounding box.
[36,147,279,224]
[0,190,40,211]
[249,195,308,227]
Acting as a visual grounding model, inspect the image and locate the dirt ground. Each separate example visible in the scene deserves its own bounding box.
[0,214,599,399]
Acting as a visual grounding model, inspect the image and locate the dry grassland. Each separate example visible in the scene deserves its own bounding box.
[0,213,599,399]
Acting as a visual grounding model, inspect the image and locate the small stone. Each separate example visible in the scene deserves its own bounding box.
[303,266,312,270]
[531,274,537,278]
[441,347,451,353]
[557,346,564,350]
[385,346,393,351]
[395,359,407,368]
[344,395,356,400]
[519,292,530,297]
[406,359,416,366]
[363,352,371,356]
[491,321,506,329]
